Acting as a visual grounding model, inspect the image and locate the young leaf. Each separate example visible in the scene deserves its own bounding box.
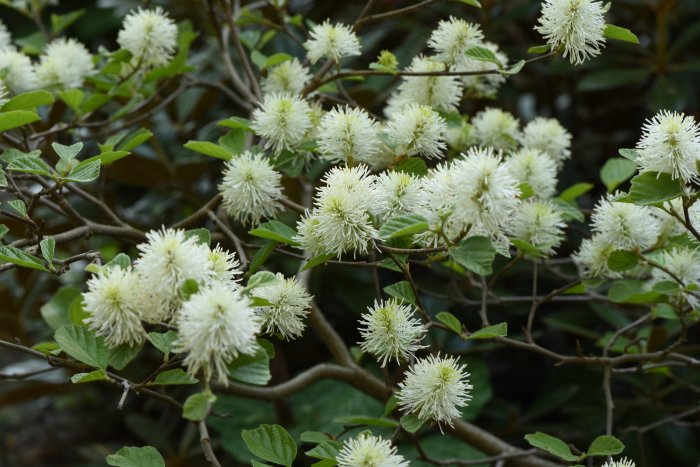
[147,331,179,356]
[249,220,299,245]
[524,432,579,462]
[600,158,637,192]
[218,116,253,132]
[468,322,508,339]
[0,245,49,271]
[528,44,551,54]
[7,199,27,217]
[58,89,85,112]
[7,156,52,176]
[618,148,639,161]
[52,142,83,161]
[108,342,143,370]
[383,281,416,305]
[106,446,165,467]
[604,24,640,44]
[586,435,625,457]
[40,236,56,265]
[558,183,594,203]
[183,392,215,421]
[607,250,638,272]
[152,368,198,385]
[246,271,283,290]
[465,46,502,68]
[241,424,297,467]
[54,324,110,369]
[449,236,497,276]
[399,414,425,433]
[184,228,211,246]
[63,160,101,183]
[379,213,429,240]
[435,311,463,336]
[301,253,335,271]
[184,140,232,160]
[1,90,54,111]
[71,369,108,384]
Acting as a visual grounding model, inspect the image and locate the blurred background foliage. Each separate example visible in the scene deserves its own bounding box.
[1,0,700,466]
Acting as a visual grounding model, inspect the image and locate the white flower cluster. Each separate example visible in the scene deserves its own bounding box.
[304,21,361,64]
[35,38,95,89]
[262,58,311,95]
[80,228,300,384]
[117,7,178,70]
[602,458,635,467]
[219,150,286,226]
[536,0,607,65]
[252,93,313,154]
[337,433,409,467]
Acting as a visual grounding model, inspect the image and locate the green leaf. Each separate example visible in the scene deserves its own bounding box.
[0,224,8,239]
[453,0,481,6]
[601,158,637,192]
[40,236,56,265]
[528,44,551,54]
[627,171,682,205]
[147,331,178,355]
[105,253,131,270]
[379,214,429,240]
[0,245,48,271]
[50,9,86,35]
[524,432,578,462]
[395,157,427,176]
[32,341,61,355]
[607,250,638,272]
[251,50,267,69]
[246,271,283,290]
[263,53,292,70]
[1,90,54,111]
[608,280,666,304]
[464,46,502,68]
[519,182,535,199]
[241,424,297,467]
[7,199,27,217]
[301,254,335,271]
[58,89,85,112]
[501,59,525,75]
[218,116,253,132]
[106,446,165,467]
[153,368,198,385]
[300,432,331,444]
[63,160,101,183]
[108,342,143,370]
[179,278,200,301]
[400,414,425,433]
[71,369,108,384]
[652,303,679,320]
[586,435,625,457]
[184,228,211,246]
[435,311,462,336]
[248,241,278,274]
[305,440,343,460]
[551,198,584,222]
[449,236,497,276]
[52,142,83,161]
[604,24,640,44]
[7,156,52,176]
[618,148,639,161]
[333,416,399,428]
[229,341,272,385]
[41,287,81,330]
[54,324,110,369]
[183,392,215,421]
[0,110,40,131]
[468,322,507,339]
[219,129,246,155]
[80,150,131,166]
[118,128,153,152]
[558,183,594,202]
[383,281,416,305]
[249,220,299,246]
[184,140,232,160]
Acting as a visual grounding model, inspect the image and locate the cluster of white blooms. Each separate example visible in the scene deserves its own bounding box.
[471,107,521,152]
[536,0,607,65]
[317,106,381,164]
[602,458,635,467]
[174,282,260,384]
[509,200,566,255]
[296,166,378,258]
[371,171,422,221]
[506,148,559,198]
[574,195,660,277]
[385,103,447,159]
[304,21,361,64]
[219,151,285,226]
[252,93,312,154]
[385,55,463,115]
[635,110,700,182]
[117,7,178,70]
[358,299,426,367]
[650,248,700,309]
[253,273,313,340]
[520,117,572,166]
[397,354,472,428]
[35,38,95,89]
[82,267,146,348]
[262,58,311,95]
[0,48,37,92]
[337,434,409,467]
[0,19,12,50]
